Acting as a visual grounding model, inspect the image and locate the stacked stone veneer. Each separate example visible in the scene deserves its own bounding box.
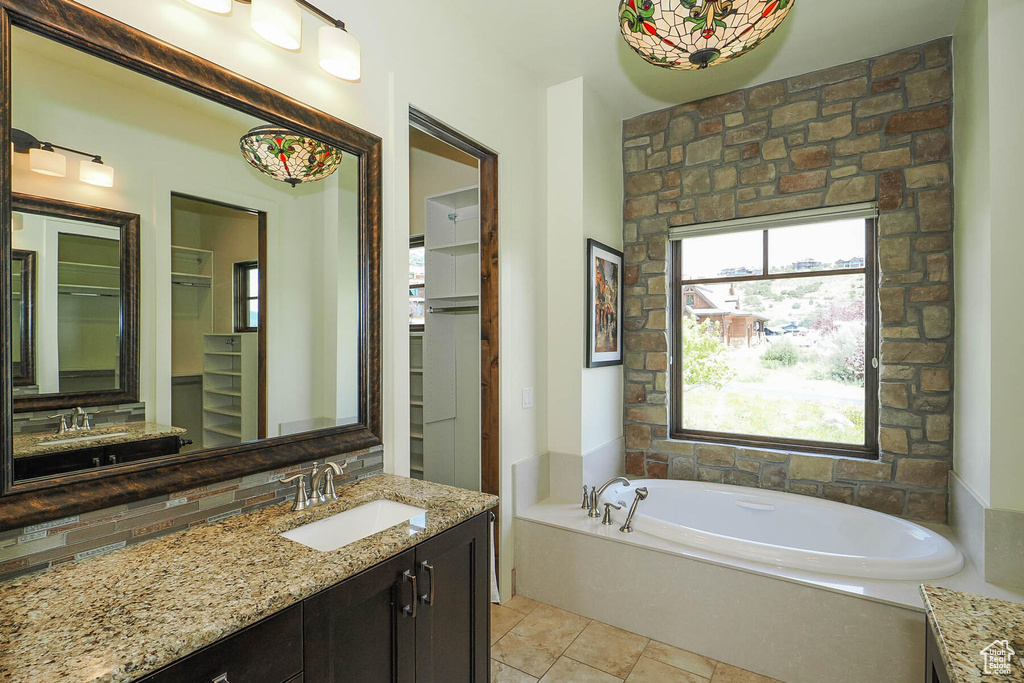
[0,446,383,581]
[621,39,954,522]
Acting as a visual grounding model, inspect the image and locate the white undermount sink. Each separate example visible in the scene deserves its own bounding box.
[280,499,428,552]
[39,431,128,446]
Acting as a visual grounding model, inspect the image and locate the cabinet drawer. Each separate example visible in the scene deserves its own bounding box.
[138,605,302,683]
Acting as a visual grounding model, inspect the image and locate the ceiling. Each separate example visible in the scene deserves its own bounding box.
[448,0,965,120]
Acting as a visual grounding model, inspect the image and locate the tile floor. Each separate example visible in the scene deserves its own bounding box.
[491,596,782,683]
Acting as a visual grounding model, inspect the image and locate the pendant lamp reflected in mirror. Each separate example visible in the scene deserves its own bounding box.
[239,125,343,188]
[620,0,794,71]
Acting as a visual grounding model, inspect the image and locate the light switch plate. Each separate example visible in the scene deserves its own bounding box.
[522,387,534,409]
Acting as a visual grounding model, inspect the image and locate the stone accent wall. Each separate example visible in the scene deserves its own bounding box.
[621,39,954,522]
[0,446,383,580]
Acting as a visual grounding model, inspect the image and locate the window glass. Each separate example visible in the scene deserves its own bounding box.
[676,218,874,451]
[409,243,425,326]
[767,219,866,274]
[681,230,763,280]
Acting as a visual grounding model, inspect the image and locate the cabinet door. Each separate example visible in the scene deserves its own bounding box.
[303,549,416,683]
[414,513,490,683]
[137,605,302,683]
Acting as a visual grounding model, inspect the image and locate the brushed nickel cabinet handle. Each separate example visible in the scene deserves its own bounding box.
[402,570,418,617]
[420,561,435,605]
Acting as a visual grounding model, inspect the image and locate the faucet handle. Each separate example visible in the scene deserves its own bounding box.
[602,502,623,525]
[280,473,310,511]
[80,411,93,430]
[48,414,70,434]
[322,463,344,501]
[581,485,590,509]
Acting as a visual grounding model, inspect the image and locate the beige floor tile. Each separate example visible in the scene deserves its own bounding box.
[492,604,527,645]
[539,657,623,683]
[492,605,591,678]
[643,641,718,679]
[564,621,650,678]
[627,656,709,683]
[492,659,540,683]
[710,663,782,683]
[505,594,543,615]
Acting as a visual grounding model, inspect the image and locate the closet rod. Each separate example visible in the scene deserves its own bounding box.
[172,280,211,287]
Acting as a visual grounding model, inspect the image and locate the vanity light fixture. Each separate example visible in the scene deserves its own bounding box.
[239,125,343,187]
[619,0,794,71]
[12,129,115,187]
[182,0,360,80]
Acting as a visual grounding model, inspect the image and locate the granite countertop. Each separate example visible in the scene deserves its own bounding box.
[13,422,188,459]
[921,585,1024,682]
[0,473,497,683]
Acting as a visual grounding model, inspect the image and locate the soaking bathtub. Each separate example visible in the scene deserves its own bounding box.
[599,478,964,580]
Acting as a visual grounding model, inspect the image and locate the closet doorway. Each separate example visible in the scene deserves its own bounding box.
[170,194,267,453]
[408,110,499,506]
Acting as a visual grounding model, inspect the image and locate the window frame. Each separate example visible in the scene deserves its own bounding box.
[233,259,259,333]
[669,215,880,460]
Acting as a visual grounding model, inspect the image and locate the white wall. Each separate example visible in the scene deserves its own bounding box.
[409,129,478,236]
[546,78,624,459]
[72,0,550,598]
[952,0,991,505]
[953,0,1024,512]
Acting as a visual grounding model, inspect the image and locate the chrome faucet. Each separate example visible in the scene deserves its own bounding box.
[311,462,344,504]
[588,476,631,518]
[619,487,648,533]
[48,407,92,434]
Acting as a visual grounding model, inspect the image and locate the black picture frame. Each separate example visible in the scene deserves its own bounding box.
[586,238,624,368]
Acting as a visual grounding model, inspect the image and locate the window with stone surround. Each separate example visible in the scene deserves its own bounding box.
[669,205,879,458]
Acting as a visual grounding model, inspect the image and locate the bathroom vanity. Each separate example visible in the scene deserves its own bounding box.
[0,474,496,683]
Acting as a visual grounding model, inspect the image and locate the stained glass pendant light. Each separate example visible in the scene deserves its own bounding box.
[239,125,343,187]
[620,0,794,71]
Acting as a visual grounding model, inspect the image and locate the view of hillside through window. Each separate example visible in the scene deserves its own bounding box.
[677,219,872,447]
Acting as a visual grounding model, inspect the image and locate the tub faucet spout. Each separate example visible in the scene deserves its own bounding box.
[619,487,648,534]
[589,477,631,518]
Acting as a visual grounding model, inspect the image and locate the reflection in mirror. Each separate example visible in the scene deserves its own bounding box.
[10,248,36,391]
[8,26,361,482]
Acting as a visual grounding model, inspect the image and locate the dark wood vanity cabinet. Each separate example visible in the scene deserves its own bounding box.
[304,512,490,683]
[134,512,490,683]
[13,435,185,480]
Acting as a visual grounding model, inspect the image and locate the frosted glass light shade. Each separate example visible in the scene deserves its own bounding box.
[29,147,67,177]
[183,0,232,13]
[619,0,795,70]
[251,0,302,50]
[318,25,360,81]
[80,160,114,188]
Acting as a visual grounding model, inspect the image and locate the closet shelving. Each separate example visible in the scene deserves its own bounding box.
[57,260,120,296]
[201,333,257,447]
[410,329,425,479]
[419,185,481,490]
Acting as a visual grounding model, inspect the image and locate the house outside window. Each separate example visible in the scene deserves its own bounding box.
[409,235,425,329]
[669,205,879,458]
[234,260,259,333]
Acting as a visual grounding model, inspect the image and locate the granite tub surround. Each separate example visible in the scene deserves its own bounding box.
[12,422,187,458]
[0,473,497,683]
[922,585,1024,682]
[621,38,955,522]
[0,447,384,581]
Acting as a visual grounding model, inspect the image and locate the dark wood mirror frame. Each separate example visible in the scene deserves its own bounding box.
[11,193,141,412]
[10,247,33,387]
[0,0,383,529]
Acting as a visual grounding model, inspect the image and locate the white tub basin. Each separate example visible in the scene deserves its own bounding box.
[39,432,128,446]
[280,499,428,552]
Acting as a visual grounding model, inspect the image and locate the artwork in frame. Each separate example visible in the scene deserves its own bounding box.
[586,238,624,368]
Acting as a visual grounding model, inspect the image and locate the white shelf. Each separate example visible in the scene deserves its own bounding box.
[204,425,242,439]
[427,294,478,302]
[58,261,119,272]
[204,406,242,418]
[410,367,423,374]
[205,387,242,397]
[58,283,120,295]
[410,431,424,440]
[205,370,242,377]
[429,240,479,256]
[171,272,212,286]
[205,351,242,357]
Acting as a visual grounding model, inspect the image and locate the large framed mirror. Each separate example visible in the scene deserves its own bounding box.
[0,0,382,528]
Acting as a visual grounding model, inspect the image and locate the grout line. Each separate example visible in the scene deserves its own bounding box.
[561,654,625,681]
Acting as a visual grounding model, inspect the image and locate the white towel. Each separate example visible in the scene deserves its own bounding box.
[489,515,501,603]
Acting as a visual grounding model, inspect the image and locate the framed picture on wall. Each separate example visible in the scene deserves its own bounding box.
[586,238,624,368]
